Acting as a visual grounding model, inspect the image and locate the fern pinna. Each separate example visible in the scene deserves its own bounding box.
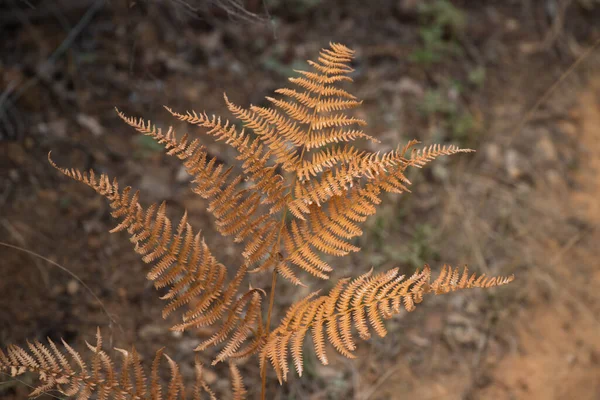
[1,43,513,399]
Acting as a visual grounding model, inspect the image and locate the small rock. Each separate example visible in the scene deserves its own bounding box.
[465,301,480,315]
[505,19,519,32]
[536,136,558,161]
[38,119,68,138]
[546,170,562,186]
[77,114,104,137]
[515,181,532,194]
[519,41,539,54]
[484,143,502,167]
[176,165,191,183]
[407,333,430,347]
[83,219,103,234]
[171,330,183,338]
[432,162,449,181]
[138,324,164,339]
[314,362,343,379]
[558,120,578,138]
[202,368,218,385]
[447,313,472,326]
[8,169,19,181]
[424,312,443,333]
[396,0,420,15]
[396,77,424,96]
[198,31,222,54]
[176,337,201,354]
[66,279,80,295]
[445,314,480,345]
[505,149,523,180]
[139,170,173,200]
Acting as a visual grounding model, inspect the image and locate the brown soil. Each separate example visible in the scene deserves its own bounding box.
[477,78,600,400]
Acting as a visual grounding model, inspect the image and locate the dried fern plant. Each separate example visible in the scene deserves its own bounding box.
[0,43,514,399]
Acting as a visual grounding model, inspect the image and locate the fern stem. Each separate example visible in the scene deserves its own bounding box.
[260,139,310,399]
[260,71,323,396]
[260,266,278,399]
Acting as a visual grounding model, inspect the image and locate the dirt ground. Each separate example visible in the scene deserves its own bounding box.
[1,0,600,399]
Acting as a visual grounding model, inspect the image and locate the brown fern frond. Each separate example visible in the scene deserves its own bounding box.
[273,88,362,113]
[116,110,283,270]
[43,43,516,399]
[287,164,390,219]
[305,128,379,150]
[158,106,288,269]
[274,182,384,283]
[229,362,247,400]
[288,76,356,99]
[163,107,288,210]
[195,288,263,363]
[48,157,262,357]
[296,144,368,181]
[262,43,377,151]
[0,329,222,399]
[296,141,420,183]
[276,202,363,281]
[408,143,475,168]
[289,140,471,219]
[224,94,300,171]
[193,358,218,400]
[263,265,514,381]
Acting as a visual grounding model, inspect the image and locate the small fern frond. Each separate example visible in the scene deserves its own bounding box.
[297,140,425,183]
[273,88,362,113]
[163,107,288,208]
[224,94,300,171]
[408,143,475,168]
[289,141,471,219]
[193,360,218,400]
[276,203,362,281]
[305,128,379,150]
[116,110,284,270]
[48,156,263,358]
[229,362,247,400]
[0,329,224,399]
[263,265,514,382]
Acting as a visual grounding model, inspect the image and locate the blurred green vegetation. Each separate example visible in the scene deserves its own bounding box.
[418,86,481,147]
[134,134,165,159]
[410,0,466,66]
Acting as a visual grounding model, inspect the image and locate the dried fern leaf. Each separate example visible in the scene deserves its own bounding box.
[48,156,262,359]
[263,265,514,381]
[289,142,473,218]
[116,110,282,269]
[224,94,300,171]
[162,108,288,210]
[0,329,225,399]
[228,362,247,400]
[41,42,518,398]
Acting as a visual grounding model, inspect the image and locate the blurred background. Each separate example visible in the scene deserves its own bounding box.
[1,0,600,398]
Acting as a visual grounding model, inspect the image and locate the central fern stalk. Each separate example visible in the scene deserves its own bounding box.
[261,267,278,399]
[260,142,309,399]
